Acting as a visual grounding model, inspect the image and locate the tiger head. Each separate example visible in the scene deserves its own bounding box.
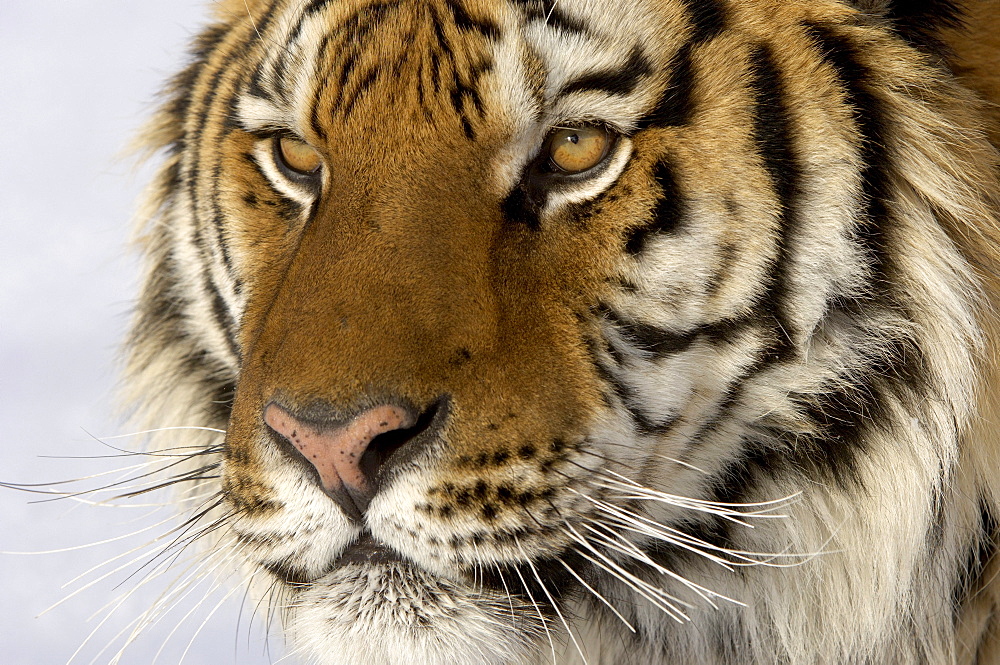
[128,0,1000,663]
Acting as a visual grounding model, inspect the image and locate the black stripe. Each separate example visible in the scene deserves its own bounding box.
[624,157,683,254]
[460,117,475,140]
[430,50,442,94]
[501,184,542,230]
[295,0,399,37]
[746,43,801,356]
[190,23,230,60]
[430,3,453,54]
[316,2,403,126]
[264,560,313,586]
[243,151,311,219]
[635,0,725,129]
[416,54,428,110]
[880,0,966,56]
[247,0,304,103]
[264,0,327,104]
[300,0,334,17]
[336,0,399,43]
[340,66,381,119]
[203,264,242,362]
[602,306,761,362]
[636,43,696,128]
[597,306,766,438]
[180,32,261,361]
[429,3,472,136]
[310,51,334,139]
[449,58,493,139]
[207,158,244,295]
[597,307,793,450]
[326,4,407,120]
[704,240,737,296]
[269,24,307,105]
[682,340,773,452]
[465,59,492,114]
[186,8,278,289]
[609,372,679,435]
[558,48,653,98]
[510,0,588,35]
[190,69,244,276]
[327,45,359,116]
[133,247,182,347]
[804,22,895,289]
[444,0,500,39]
[713,325,928,511]
[585,335,677,435]
[246,66,274,107]
[679,0,728,45]
[449,77,474,134]
[602,306,701,358]
[165,25,230,123]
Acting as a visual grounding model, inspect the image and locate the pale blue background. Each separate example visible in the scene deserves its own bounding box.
[1,3,283,663]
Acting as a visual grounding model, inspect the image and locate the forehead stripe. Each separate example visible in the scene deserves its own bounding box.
[557,47,654,99]
[636,0,727,129]
[510,0,588,35]
[636,41,698,129]
[444,0,501,40]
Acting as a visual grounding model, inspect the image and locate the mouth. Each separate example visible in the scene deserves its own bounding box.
[334,531,412,567]
[264,530,415,586]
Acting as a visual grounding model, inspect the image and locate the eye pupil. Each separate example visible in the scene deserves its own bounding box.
[547,127,611,174]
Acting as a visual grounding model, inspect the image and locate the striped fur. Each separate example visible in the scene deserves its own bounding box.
[125,1,1000,663]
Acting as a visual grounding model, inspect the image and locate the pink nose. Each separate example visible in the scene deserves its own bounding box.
[264,402,416,516]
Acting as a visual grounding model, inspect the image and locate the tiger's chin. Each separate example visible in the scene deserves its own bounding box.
[286,555,543,665]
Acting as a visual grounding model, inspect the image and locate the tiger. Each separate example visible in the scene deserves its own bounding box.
[122,0,1000,663]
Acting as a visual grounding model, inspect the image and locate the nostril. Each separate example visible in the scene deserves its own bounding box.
[360,400,441,482]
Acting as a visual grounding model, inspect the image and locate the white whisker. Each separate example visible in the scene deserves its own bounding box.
[562,523,691,622]
[493,562,518,624]
[593,468,800,516]
[152,548,246,665]
[579,520,744,609]
[4,511,184,556]
[510,538,558,665]
[102,534,242,665]
[565,538,688,623]
[95,426,227,439]
[520,541,590,665]
[556,556,637,633]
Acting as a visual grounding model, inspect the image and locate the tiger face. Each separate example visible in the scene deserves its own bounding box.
[128,0,1000,663]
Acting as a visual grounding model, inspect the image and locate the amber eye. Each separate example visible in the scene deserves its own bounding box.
[546,126,612,174]
[274,135,322,176]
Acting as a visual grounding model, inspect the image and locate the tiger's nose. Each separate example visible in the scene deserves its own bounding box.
[263,401,417,520]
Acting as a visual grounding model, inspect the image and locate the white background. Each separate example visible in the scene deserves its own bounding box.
[1,3,284,663]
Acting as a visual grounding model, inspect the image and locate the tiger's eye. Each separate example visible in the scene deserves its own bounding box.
[276,135,322,175]
[547,126,612,174]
